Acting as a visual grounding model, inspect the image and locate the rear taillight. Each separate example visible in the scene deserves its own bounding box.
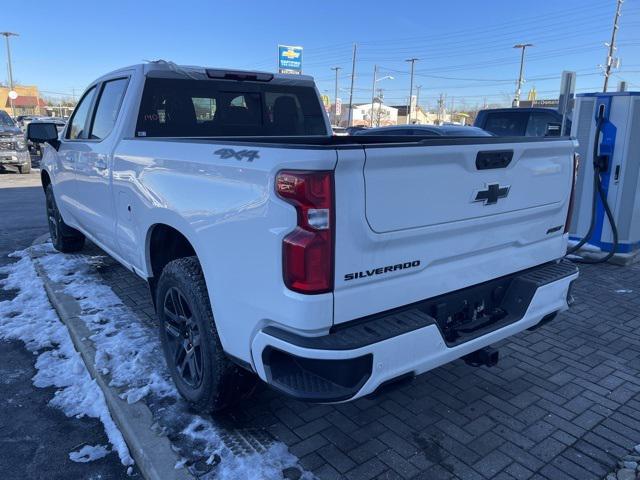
[276,170,334,294]
[564,152,580,234]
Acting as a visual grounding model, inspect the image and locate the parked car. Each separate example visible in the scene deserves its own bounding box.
[16,115,35,129]
[474,107,569,137]
[354,124,492,136]
[331,125,348,136]
[0,110,31,174]
[29,62,578,411]
[346,126,368,135]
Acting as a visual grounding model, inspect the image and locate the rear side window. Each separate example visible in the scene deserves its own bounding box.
[90,78,129,140]
[483,111,528,136]
[136,78,327,137]
[67,87,97,139]
[525,112,560,137]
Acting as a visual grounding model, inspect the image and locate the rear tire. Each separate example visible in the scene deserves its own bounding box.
[45,184,85,253]
[156,257,257,412]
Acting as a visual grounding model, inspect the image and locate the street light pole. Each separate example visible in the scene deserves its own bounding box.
[405,58,418,124]
[1,32,19,118]
[513,43,532,107]
[330,66,341,125]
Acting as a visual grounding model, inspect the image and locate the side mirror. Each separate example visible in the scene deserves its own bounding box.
[545,122,562,137]
[27,122,60,150]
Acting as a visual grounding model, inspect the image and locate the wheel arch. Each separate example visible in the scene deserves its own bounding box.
[41,168,51,190]
[145,222,199,302]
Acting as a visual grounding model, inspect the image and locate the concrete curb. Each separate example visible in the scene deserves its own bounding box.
[30,235,193,480]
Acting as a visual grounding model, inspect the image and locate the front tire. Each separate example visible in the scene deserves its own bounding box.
[45,183,85,253]
[156,257,256,412]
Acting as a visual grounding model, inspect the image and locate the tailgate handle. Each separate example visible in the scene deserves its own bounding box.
[476,150,513,170]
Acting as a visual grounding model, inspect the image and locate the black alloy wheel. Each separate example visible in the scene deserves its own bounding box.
[163,286,204,389]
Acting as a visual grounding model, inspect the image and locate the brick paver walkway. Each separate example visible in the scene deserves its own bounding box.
[95,247,640,480]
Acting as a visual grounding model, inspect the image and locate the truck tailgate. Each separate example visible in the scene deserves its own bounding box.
[365,142,569,232]
[333,139,577,325]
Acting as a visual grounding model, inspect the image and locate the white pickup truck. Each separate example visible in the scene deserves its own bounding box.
[28,62,579,411]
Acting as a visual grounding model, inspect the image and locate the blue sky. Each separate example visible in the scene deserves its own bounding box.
[3,0,640,109]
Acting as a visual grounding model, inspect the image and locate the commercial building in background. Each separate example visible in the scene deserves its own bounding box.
[0,85,46,117]
[393,105,452,125]
[518,99,560,109]
[339,102,398,127]
[278,45,303,74]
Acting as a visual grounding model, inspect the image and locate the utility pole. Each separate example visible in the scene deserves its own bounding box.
[603,0,624,92]
[513,43,533,107]
[405,58,418,124]
[450,96,455,123]
[415,85,422,123]
[437,93,445,125]
[330,66,341,125]
[1,32,19,118]
[370,65,377,127]
[347,43,357,127]
[376,88,383,126]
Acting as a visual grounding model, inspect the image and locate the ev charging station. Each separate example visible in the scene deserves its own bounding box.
[569,92,640,264]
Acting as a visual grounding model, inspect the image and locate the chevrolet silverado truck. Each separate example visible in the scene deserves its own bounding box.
[0,110,31,174]
[27,62,579,411]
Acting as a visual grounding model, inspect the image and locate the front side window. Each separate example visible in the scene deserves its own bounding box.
[90,78,129,140]
[136,77,326,137]
[67,87,97,140]
[0,111,15,127]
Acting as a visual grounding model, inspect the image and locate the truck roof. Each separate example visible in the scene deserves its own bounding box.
[93,61,316,86]
[476,107,560,114]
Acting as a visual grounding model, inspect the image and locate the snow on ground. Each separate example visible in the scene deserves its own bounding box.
[69,444,110,463]
[0,250,133,466]
[23,243,307,479]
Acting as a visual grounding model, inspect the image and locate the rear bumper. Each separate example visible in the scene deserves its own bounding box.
[251,259,578,402]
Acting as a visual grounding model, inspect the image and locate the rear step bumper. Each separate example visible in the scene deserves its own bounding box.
[251,260,578,402]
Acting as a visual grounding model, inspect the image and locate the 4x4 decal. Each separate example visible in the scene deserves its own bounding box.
[214,148,260,162]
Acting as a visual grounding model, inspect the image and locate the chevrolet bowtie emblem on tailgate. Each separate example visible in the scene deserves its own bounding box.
[473,183,510,205]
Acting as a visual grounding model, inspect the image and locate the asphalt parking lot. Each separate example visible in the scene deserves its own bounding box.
[0,169,129,479]
[2,169,640,480]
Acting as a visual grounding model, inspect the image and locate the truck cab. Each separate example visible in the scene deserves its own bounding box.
[474,107,568,137]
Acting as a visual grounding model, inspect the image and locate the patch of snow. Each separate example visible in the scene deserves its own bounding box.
[183,417,306,480]
[30,243,306,479]
[69,444,110,463]
[0,251,133,466]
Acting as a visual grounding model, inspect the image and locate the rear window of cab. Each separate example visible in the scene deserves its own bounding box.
[136,78,327,137]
